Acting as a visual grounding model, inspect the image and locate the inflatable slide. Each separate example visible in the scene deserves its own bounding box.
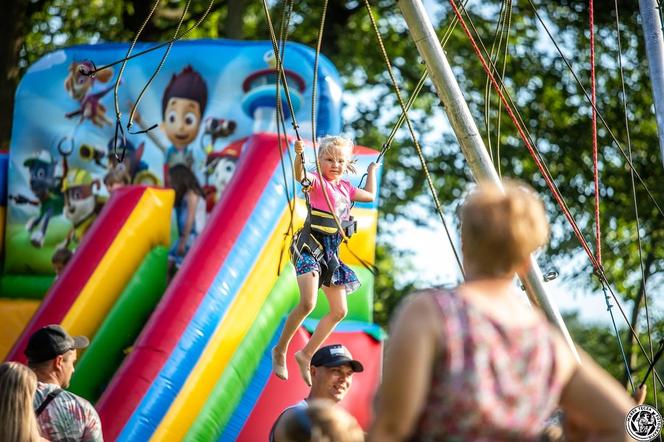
[2,39,384,441]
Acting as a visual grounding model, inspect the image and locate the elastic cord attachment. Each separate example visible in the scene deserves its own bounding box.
[112,119,128,163]
[299,152,311,189]
[78,60,97,78]
[128,122,158,135]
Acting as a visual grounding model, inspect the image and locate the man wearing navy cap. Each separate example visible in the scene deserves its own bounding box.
[25,324,103,441]
[270,344,364,441]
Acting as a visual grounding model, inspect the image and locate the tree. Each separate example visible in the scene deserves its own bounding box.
[279,0,664,393]
[3,0,662,393]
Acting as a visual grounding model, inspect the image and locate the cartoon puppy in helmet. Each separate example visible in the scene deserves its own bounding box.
[58,168,103,251]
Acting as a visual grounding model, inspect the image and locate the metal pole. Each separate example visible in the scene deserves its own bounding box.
[640,0,664,167]
[398,0,579,360]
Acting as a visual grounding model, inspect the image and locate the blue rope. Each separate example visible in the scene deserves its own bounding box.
[601,281,635,392]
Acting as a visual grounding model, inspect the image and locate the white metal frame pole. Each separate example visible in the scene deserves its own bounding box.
[639,0,664,167]
[399,0,578,359]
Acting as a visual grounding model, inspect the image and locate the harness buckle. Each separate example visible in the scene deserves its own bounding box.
[342,217,357,237]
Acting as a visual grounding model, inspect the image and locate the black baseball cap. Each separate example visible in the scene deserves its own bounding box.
[24,325,89,364]
[311,344,363,373]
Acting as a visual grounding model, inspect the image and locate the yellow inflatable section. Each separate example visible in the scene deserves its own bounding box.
[0,299,40,359]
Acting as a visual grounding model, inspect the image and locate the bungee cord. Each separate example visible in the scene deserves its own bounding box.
[446,0,664,388]
[613,0,658,404]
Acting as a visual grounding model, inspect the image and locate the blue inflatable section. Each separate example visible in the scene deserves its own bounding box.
[0,153,7,206]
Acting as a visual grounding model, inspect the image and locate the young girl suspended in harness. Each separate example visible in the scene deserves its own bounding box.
[272,135,378,386]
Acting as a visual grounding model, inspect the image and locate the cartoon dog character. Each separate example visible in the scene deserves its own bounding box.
[64,61,114,127]
[203,138,245,212]
[9,150,65,248]
[58,168,104,251]
[105,137,159,185]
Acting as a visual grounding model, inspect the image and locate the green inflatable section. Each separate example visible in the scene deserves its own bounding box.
[309,266,374,322]
[0,274,54,298]
[69,246,169,402]
[185,264,374,441]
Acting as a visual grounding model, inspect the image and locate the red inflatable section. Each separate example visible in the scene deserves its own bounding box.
[5,188,144,363]
[238,328,382,441]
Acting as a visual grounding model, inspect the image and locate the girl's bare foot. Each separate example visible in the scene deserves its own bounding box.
[294,350,312,386]
[272,347,288,380]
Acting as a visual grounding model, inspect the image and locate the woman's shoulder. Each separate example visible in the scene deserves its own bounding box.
[394,289,456,325]
[409,287,460,307]
[402,288,453,304]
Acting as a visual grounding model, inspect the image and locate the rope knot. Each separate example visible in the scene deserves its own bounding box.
[78,60,97,78]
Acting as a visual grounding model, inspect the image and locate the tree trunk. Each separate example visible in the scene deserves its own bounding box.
[324,3,361,58]
[0,0,39,150]
[624,250,656,386]
[122,0,163,41]
[223,0,250,39]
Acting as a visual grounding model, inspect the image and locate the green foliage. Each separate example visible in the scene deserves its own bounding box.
[4,0,664,385]
[565,311,664,406]
[373,242,416,328]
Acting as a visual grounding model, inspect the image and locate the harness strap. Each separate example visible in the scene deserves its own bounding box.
[36,388,63,416]
[309,209,357,237]
[291,196,357,287]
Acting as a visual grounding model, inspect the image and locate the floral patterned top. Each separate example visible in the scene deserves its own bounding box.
[411,290,563,441]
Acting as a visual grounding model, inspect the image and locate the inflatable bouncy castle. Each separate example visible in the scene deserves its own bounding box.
[1,40,382,441]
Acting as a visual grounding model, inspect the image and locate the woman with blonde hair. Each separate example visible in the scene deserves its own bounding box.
[0,361,45,442]
[369,180,635,441]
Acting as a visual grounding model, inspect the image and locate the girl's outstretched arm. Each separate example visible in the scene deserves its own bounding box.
[293,140,310,183]
[353,162,377,202]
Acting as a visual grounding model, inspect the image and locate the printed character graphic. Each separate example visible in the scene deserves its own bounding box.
[9,150,66,248]
[137,65,208,180]
[106,137,158,185]
[201,117,237,154]
[203,139,245,212]
[58,168,104,252]
[64,61,114,127]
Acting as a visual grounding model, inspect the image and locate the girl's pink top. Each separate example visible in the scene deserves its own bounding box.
[412,290,563,441]
[307,171,356,221]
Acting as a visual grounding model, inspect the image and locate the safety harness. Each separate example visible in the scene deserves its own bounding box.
[291,181,356,287]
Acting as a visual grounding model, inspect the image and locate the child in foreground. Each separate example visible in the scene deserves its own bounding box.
[272,136,377,386]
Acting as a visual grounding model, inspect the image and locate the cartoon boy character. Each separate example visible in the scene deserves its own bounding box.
[137,65,208,182]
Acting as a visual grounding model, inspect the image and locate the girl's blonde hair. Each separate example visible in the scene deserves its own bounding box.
[460,179,550,279]
[279,399,364,442]
[0,362,43,442]
[317,135,358,174]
